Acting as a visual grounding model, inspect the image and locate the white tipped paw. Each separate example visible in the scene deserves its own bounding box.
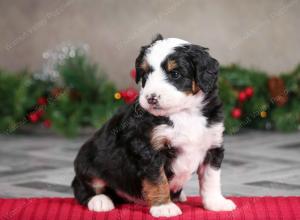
[203,197,236,211]
[150,202,182,217]
[88,194,115,212]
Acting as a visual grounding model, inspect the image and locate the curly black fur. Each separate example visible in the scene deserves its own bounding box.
[72,102,173,205]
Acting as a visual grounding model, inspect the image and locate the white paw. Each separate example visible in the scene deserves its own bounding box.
[203,196,236,211]
[88,194,115,212]
[150,202,182,217]
[179,191,187,202]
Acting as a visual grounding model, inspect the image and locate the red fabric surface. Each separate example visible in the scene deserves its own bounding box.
[0,197,299,220]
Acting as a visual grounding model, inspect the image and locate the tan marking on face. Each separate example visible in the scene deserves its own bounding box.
[142,169,170,206]
[167,60,177,72]
[192,80,200,94]
[141,60,150,72]
[184,80,201,95]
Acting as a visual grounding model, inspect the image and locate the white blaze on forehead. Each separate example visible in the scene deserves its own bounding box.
[139,38,195,117]
[146,38,190,68]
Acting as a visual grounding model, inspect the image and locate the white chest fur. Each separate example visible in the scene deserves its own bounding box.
[152,110,224,192]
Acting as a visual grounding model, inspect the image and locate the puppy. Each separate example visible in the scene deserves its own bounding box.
[72,34,236,217]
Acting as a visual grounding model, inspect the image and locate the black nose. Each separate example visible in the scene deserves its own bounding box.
[147,93,158,105]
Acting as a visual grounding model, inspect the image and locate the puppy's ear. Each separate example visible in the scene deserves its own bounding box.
[189,45,219,94]
[135,34,163,84]
[135,45,147,84]
[195,56,219,93]
[151,34,163,44]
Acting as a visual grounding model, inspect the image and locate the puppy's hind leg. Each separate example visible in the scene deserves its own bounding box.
[87,177,115,212]
[88,178,115,212]
[72,176,95,206]
[72,176,115,212]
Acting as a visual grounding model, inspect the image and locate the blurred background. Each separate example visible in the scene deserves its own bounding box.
[1,0,300,85]
[0,0,299,198]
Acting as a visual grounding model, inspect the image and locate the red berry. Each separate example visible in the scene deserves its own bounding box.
[124,88,138,104]
[238,91,247,102]
[28,113,39,123]
[37,97,47,105]
[36,108,44,117]
[231,108,242,119]
[126,88,137,97]
[120,90,127,98]
[130,69,136,80]
[43,119,52,128]
[245,86,254,98]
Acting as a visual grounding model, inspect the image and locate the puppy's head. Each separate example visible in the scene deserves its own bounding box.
[135,34,219,116]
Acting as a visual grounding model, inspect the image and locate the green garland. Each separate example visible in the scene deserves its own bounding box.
[45,52,121,136]
[0,53,299,136]
[220,64,300,133]
[0,52,121,137]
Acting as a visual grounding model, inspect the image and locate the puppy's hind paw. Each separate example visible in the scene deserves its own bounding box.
[88,194,115,212]
[150,202,182,217]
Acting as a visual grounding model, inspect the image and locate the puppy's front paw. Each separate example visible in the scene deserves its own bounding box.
[150,202,182,217]
[203,196,236,211]
[88,194,115,212]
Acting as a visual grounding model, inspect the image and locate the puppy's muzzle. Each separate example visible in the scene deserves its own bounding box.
[147,93,159,105]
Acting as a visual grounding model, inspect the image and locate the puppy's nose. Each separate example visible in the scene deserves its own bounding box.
[147,93,158,105]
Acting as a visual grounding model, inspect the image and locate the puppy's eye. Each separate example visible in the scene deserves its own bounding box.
[170,71,181,79]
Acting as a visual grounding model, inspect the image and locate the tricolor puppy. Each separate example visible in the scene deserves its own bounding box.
[72,34,236,217]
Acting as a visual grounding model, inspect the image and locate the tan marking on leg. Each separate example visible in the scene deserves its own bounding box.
[150,125,170,150]
[142,169,170,206]
[150,134,170,150]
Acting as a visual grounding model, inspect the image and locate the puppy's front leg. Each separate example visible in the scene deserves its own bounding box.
[143,170,182,217]
[198,147,236,211]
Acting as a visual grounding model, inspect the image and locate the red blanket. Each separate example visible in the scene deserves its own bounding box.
[0,197,299,220]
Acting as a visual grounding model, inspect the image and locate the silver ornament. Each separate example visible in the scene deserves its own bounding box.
[34,42,90,84]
